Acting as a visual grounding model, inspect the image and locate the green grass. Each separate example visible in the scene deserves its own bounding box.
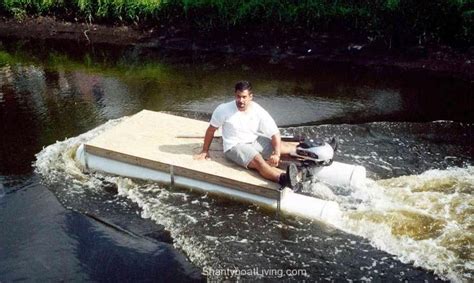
[0,0,472,47]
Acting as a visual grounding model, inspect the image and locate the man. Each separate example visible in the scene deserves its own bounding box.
[193,81,300,190]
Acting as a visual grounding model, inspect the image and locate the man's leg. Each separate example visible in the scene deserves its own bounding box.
[253,136,297,166]
[247,154,299,189]
[224,142,299,189]
[247,154,283,182]
[280,141,298,156]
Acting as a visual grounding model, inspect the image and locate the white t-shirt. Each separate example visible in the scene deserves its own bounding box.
[210,101,279,152]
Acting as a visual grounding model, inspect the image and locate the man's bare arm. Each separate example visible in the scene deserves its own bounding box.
[193,125,218,160]
[268,132,281,167]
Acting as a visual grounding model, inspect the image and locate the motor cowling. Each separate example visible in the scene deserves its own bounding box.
[291,138,337,166]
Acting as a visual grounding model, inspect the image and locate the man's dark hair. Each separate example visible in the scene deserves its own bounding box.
[235,81,252,93]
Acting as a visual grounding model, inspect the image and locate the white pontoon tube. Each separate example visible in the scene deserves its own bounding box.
[75,144,365,224]
[310,162,366,189]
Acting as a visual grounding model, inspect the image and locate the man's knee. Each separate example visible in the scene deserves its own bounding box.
[247,154,266,169]
[281,141,297,155]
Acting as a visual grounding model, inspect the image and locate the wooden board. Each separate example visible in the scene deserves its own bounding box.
[85,110,282,199]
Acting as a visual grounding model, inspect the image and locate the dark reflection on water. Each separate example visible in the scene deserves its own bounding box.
[0,176,201,282]
[64,208,201,282]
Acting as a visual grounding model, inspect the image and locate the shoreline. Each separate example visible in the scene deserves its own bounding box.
[0,16,473,82]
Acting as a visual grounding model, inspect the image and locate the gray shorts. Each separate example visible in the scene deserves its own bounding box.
[224,136,274,168]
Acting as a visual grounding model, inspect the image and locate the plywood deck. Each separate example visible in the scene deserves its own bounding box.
[85,110,281,199]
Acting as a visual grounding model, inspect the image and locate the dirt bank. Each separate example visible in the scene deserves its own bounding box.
[1,16,473,82]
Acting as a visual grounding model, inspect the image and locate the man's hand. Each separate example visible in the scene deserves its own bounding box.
[194,151,211,161]
[267,153,280,167]
[194,125,217,161]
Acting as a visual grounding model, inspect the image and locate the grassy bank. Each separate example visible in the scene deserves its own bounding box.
[1,0,473,48]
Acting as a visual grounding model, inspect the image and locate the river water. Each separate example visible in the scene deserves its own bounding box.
[1,39,472,282]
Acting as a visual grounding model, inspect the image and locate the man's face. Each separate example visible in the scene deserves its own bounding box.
[235,90,253,111]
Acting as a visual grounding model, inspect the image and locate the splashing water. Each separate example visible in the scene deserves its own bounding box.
[35,119,472,281]
[339,167,473,282]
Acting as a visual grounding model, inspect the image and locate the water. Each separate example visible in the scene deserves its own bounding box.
[0,183,5,198]
[0,176,201,281]
[1,39,472,281]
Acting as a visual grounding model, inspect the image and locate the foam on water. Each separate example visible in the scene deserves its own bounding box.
[34,118,126,195]
[339,167,473,282]
[34,120,472,281]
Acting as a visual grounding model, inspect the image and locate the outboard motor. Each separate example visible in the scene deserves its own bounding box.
[284,136,338,167]
[295,138,334,166]
[281,135,365,189]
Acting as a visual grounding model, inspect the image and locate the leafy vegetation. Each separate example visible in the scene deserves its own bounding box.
[0,0,472,47]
